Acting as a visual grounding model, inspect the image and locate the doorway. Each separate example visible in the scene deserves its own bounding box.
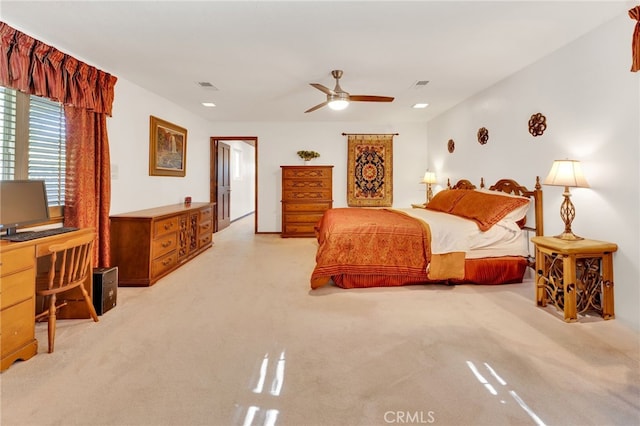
[210,136,257,233]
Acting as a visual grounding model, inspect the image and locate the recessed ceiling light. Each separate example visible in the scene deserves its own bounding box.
[413,103,429,109]
[201,102,216,107]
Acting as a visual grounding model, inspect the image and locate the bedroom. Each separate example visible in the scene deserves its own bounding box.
[0,0,639,423]
[3,0,635,326]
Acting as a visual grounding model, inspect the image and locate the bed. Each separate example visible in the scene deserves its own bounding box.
[310,177,543,289]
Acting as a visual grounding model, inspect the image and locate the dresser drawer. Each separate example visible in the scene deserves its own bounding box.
[283,202,332,212]
[199,218,213,235]
[0,246,34,276]
[151,250,177,278]
[284,212,325,224]
[282,189,332,202]
[200,206,213,222]
[283,223,318,235]
[152,232,178,258]
[282,178,331,190]
[199,232,212,248]
[1,268,35,310]
[1,298,35,356]
[282,168,332,179]
[154,216,179,237]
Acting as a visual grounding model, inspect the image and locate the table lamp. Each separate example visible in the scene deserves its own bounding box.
[543,159,590,240]
[422,171,437,204]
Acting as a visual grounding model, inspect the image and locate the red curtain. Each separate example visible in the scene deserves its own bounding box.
[631,6,640,72]
[64,107,112,267]
[0,22,117,266]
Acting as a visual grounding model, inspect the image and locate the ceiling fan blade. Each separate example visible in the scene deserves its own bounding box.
[310,83,335,95]
[304,101,328,113]
[349,95,394,103]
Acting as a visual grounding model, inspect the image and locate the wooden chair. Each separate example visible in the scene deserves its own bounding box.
[35,233,99,353]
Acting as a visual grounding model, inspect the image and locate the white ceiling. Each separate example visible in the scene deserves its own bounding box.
[1,1,633,123]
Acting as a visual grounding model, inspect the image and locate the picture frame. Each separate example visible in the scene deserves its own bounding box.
[149,115,187,177]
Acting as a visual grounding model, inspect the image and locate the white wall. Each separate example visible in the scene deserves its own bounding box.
[108,85,428,230]
[427,13,640,330]
[108,79,214,215]
[208,122,428,232]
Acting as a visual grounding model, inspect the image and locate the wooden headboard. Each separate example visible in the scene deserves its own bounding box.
[446,177,544,237]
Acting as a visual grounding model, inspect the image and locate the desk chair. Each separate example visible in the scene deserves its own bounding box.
[35,233,99,353]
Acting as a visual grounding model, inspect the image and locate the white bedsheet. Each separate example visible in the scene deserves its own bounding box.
[397,207,529,259]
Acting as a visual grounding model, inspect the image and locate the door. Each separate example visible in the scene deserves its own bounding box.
[216,141,231,231]
[210,136,258,234]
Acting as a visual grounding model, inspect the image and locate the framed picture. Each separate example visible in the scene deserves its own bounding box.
[149,116,187,177]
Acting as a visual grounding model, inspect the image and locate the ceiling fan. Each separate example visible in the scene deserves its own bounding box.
[304,70,394,113]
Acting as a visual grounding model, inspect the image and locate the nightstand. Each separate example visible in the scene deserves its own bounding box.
[531,236,618,322]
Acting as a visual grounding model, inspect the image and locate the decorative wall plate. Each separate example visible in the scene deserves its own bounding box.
[528,113,547,137]
[447,139,455,153]
[477,127,489,145]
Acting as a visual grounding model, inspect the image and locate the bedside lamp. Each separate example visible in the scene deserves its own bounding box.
[543,159,590,241]
[422,171,437,204]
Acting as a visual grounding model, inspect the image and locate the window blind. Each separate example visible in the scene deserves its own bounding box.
[0,87,17,180]
[0,87,66,208]
[28,95,66,207]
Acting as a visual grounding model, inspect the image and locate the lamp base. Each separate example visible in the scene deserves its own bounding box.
[554,231,584,241]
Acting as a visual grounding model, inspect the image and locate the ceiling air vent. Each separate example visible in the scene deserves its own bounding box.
[197,82,218,90]
[414,80,430,88]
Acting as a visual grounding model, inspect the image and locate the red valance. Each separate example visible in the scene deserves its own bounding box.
[631,6,640,72]
[0,22,117,115]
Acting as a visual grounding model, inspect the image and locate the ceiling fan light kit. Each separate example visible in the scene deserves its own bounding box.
[305,70,394,113]
[328,93,349,111]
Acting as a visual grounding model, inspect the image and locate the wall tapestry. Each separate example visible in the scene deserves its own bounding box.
[346,134,393,207]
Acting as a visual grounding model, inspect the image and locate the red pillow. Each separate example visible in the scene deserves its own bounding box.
[449,190,530,231]
[425,189,471,213]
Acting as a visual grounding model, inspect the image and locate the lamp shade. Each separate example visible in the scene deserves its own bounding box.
[543,160,589,188]
[422,171,437,184]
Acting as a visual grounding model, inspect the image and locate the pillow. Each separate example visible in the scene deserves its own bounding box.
[449,190,530,231]
[476,189,530,226]
[425,189,471,213]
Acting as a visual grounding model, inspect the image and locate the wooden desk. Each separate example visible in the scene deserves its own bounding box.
[0,228,95,372]
[532,236,618,322]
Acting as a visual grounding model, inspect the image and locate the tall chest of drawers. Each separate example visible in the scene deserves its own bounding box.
[281,165,333,237]
[110,202,214,286]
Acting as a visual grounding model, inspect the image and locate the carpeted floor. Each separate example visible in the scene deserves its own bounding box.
[1,214,639,426]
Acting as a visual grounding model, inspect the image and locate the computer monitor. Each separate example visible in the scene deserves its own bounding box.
[0,180,50,236]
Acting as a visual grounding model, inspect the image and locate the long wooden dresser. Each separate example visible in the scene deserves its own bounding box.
[281,165,333,237]
[110,202,214,286]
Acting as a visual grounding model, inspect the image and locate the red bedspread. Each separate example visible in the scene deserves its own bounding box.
[310,208,432,289]
[310,208,528,289]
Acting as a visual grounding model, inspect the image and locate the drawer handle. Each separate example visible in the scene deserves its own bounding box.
[162,257,172,266]
[161,240,172,248]
[164,223,173,230]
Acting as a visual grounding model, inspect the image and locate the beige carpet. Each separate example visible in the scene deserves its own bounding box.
[1,215,639,426]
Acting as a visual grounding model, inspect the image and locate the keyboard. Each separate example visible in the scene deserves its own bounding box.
[1,227,79,242]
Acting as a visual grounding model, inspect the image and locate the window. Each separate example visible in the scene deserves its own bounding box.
[0,86,66,220]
